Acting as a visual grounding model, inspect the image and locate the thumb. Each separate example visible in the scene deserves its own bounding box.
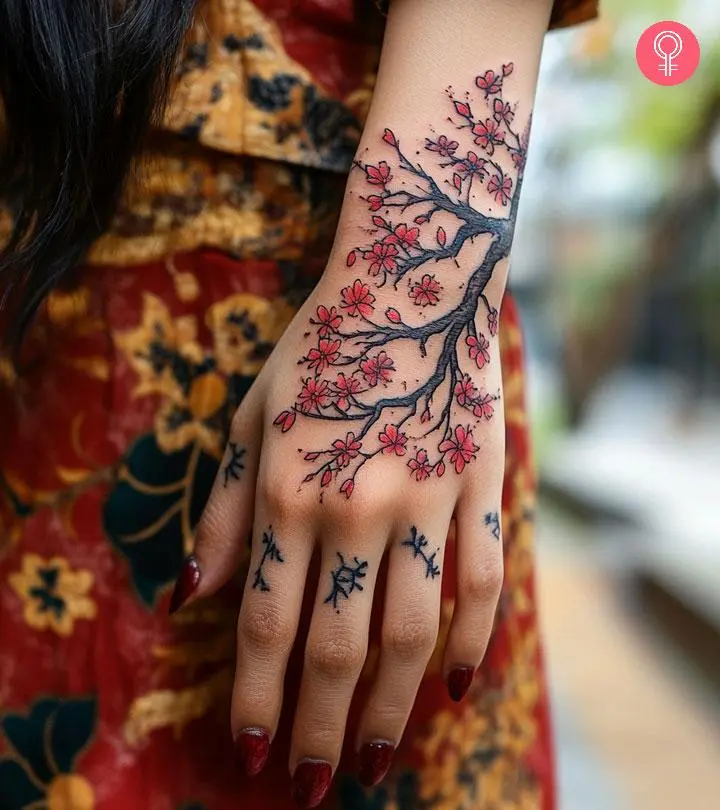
[169,390,263,614]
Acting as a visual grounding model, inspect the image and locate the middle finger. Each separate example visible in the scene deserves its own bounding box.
[289,524,384,808]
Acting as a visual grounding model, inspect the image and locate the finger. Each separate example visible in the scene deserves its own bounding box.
[169,386,263,613]
[442,482,504,703]
[231,509,313,777]
[355,512,451,787]
[290,530,381,808]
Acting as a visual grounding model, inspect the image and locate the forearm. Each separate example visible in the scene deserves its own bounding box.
[328,0,553,308]
[267,0,555,489]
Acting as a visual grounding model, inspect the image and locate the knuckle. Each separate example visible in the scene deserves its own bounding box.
[383,614,438,661]
[354,484,397,517]
[260,478,308,521]
[306,635,366,678]
[329,483,395,525]
[229,406,249,438]
[465,557,504,604]
[239,603,294,653]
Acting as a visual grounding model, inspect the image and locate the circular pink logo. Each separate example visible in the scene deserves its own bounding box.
[636,21,700,86]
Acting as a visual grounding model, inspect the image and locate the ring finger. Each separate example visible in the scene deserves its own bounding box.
[354,507,452,786]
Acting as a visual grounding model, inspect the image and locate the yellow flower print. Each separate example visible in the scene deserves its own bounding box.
[47,774,95,810]
[114,293,231,453]
[154,395,224,455]
[187,371,228,421]
[114,292,204,402]
[208,293,295,377]
[152,367,229,453]
[9,554,97,637]
[115,290,297,455]
[417,634,541,809]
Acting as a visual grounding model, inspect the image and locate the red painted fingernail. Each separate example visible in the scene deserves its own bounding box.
[358,740,395,787]
[447,666,475,701]
[291,759,332,808]
[235,728,270,777]
[169,556,200,614]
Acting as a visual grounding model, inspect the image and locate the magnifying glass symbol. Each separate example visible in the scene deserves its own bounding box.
[654,30,683,76]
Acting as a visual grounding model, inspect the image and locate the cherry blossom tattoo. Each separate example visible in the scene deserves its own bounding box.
[275,65,526,498]
[484,511,501,540]
[222,442,246,488]
[402,526,441,580]
[325,553,368,613]
[252,528,284,592]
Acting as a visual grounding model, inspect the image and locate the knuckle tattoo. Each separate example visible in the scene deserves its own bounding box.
[324,552,368,613]
[484,510,501,541]
[401,526,441,580]
[221,441,246,488]
[251,526,284,592]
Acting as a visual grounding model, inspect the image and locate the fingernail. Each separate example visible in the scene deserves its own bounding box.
[291,759,333,809]
[235,728,270,777]
[358,740,395,787]
[447,666,475,702]
[169,555,200,614]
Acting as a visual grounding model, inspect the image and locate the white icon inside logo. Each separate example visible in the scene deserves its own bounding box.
[653,30,683,76]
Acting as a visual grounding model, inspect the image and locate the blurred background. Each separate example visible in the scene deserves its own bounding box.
[515,1,720,808]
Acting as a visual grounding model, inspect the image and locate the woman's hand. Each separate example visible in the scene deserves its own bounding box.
[183,262,505,784]
[169,0,552,804]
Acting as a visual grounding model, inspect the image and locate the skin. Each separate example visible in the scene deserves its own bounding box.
[184,0,554,793]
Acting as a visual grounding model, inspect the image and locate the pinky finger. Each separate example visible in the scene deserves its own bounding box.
[169,388,264,612]
[442,492,504,702]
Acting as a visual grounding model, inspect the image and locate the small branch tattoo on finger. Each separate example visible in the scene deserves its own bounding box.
[484,511,501,540]
[252,528,284,592]
[402,526,441,579]
[222,442,246,487]
[325,552,368,613]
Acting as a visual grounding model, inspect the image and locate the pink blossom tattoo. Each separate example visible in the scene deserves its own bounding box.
[275,66,528,498]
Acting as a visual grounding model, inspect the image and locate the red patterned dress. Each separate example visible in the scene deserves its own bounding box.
[0,2,597,809]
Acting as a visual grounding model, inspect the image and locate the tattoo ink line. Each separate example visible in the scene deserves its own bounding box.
[223,442,246,488]
[252,528,284,592]
[401,526,441,579]
[484,511,501,540]
[324,552,368,613]
[273,64,525,499]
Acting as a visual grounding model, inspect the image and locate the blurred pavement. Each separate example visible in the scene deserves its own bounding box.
[536,501,720,810]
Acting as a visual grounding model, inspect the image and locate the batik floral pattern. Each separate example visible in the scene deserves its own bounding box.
[8,554,97,637]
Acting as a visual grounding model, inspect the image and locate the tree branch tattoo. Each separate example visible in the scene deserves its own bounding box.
[402,526,441,580]
[325,553,368,613]
[222,442,246,488]
[484,511,501,540]
[252,528,284,592]
[275,65,526,497]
